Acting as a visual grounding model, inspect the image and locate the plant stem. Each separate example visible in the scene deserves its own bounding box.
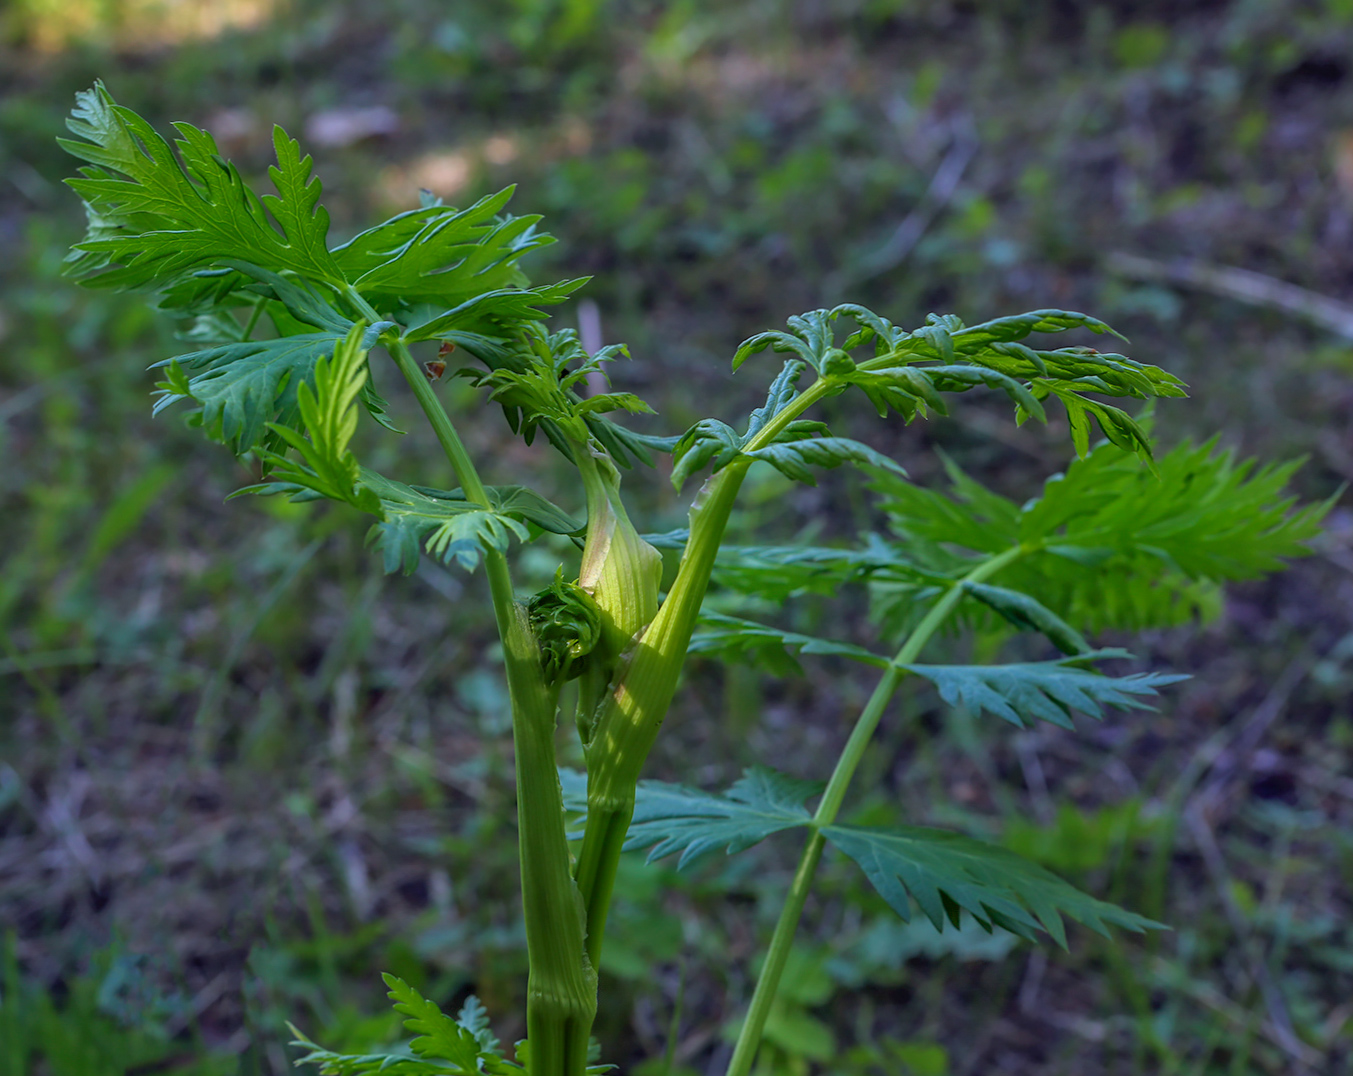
[239,294,266,341]
[723,544,1026,1076]
[372,306,594,1075]
[574,377,834,971]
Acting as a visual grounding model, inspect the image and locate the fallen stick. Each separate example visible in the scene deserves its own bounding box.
[1107,251,1353,340]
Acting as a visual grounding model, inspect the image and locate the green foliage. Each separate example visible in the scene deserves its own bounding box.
[732,305,1186,464]
[1003,800,1158,875]
[61,82,588,483]
[61,83,340,290]
[819,825,1162,948]
[870,438,1331,633]
[904,653,1188,731]
[612,767,1162,949]
[528,573,605,684]
[670,359,901,491]
[290,975,527,1076]
[0,938,231,1076]
[623,767,822,869]
[688,611,889,674]
[455,325,672,469]
[54,80,1331,1076]
[249,323,384,514]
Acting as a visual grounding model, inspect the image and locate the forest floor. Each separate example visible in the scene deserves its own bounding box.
[1,2,1352,1074]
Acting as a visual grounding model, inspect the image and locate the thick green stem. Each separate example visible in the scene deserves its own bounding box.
[500,599,597,1076]
[724,545,1027,1076]
[575,378,834,971]
[373,306,594,1075]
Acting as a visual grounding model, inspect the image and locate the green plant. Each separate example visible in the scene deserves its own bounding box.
[57,82,1327,1075]
[0,934,231,1076]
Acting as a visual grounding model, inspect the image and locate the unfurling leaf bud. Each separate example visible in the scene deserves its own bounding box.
[527,570,604,684]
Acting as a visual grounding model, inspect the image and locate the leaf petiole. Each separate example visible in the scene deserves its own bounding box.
[724,543,1028,1076]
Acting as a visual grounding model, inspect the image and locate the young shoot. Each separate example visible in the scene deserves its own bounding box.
[59,83,1328,1076]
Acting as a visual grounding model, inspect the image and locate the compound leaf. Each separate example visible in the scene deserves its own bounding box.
[361,474,535,574]
[290,978,519,1076]
[744,436,906,486]
[822,825,1164,947]
[623,767,821,868]
[384,974,486,1070]
[951,308,1126,347]
[903,652,1188,731]
[242,323,382,513]
[709,537,939,601]
[670,419,744,491]
[153,330,345,452]
[334,189,560,309]
[689,612,889,674]
[62,82,341,291]
[960,582,1090,656]
[404,280,588,343]
[1018,438,1331,581]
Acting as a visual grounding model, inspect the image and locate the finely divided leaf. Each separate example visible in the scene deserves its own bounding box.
[239,324,382,513]
[671,358,900,490]
[822,824,1164,947]
[689,611,889,674]
[960,582,1090,656]
[454,996,502,1058]
[405,280,588,343]
[357,472,578,574]
[871,438,1328,634]
[903,652,1188,730]
[744,436,906,486]
[290,978,518,1076]
[334,189,559,309]
[363,477,528,575]
[1018,438,1331,581]
[62,82,341,291]
[734,303,1185,462]
[154,331,345,452]
[951,309,1126,347]
[710,538,936,601]
[384,974,486,1071]
[623,767,820,868]
[670,419,745,491]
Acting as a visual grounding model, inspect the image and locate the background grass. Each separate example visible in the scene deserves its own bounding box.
[1,1,1352,1073]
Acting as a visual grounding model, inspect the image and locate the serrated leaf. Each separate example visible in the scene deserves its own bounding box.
[383,974,485,1071]
[670,419,744,491]
[710,536,939,601]
[153,330,345,452]
[622,767,821,868]
[670,360,811,490]
[689,611,889,674]
[952,308,1126,348]
[903,651,1188,730]
[822,825,1164,947]
[404,280,588,343]
[244,323,382,513]
[960,582,1090,655]
[744,435,906,486]
[1019,437,1330,580]
[455,995,502,1058]
[871,437,1328,634]
[290,981,520,1076]
[333,189,560,309]
[1037,382,1155,464]
[349,473,577,574]
[61,83,341,291]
